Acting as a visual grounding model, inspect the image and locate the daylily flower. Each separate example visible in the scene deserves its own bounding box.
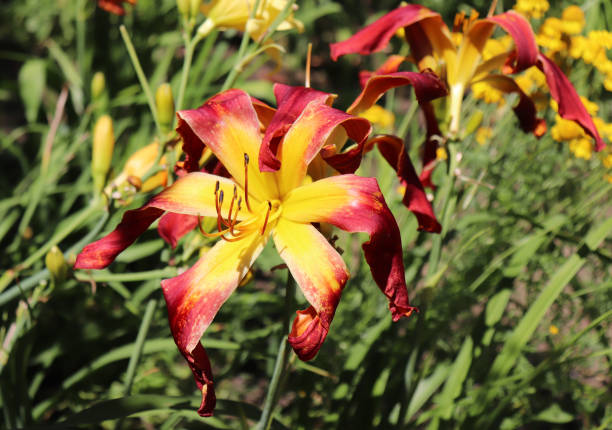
[75,89,417,416]
[98,0,136,15]
[330,3,606,182]
[197,0,303,40]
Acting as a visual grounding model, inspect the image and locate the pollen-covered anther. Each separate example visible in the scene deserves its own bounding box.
[261,201,272,235]
[243,153,252,212]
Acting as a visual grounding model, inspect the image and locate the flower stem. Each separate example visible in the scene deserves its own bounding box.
[256,274,295,430]
[176,31,204,113]
[119,25,163,138]
[427,141,458,277]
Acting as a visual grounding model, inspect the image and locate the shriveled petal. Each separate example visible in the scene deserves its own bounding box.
[358,55,407,88]
[177,89,277,201]
[276,101,371,196]
[283,175,417,320]
[474,75,546,137]
[158,213,200,249]
[347,70,447,116]
[485,11,538,74]
[330,4,439,60]
[259,84,335,172]
[74,207,164,269]
[366,135,441,233]
[536,54,605,151]
[181,342,216,417]
[272,219,349,360]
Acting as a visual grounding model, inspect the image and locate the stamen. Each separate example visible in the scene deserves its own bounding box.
[198,215,231,239]
[261,201,272,235]
[215,188,224,232]
[243,153,252,212]
[305,42,312,88]
[227,185,237,225]
[229,197,242,235]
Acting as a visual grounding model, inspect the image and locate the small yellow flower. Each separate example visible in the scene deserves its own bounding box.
[198,0,303,40]
[436,146,448,160]
[548,324,559,335]
[561,6,585,35]
[551,115,583,141]
[472,81,505,105]
[358,104,395,130]
[600,152,612,169]
[476,127,493,145]
[569,137,593,160]
[514,0,550,19]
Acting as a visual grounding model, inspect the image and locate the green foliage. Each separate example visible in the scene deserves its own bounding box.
[0,0,611,429]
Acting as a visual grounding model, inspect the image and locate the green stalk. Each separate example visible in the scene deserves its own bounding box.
[175,31,205,113]
[426,141,458,278]
[119,25,163,137]
[221,0,263,91]
[76,0,86,79]
[255,274,296,430]
[123,298,157,395]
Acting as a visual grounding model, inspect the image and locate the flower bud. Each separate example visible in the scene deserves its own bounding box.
[189,0,201,18]
[176,0,190,17]
[46,245,69,283]
[155,83,175,133]
[92,115,115,193]
[464,109,484,136]
[91,72,106,100]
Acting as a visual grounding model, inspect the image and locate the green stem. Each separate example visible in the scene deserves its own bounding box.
[427,141,458,277]
[396,93,419,139]
[175,32,204,113]
[75,268,177,283]
[119,25,163,138]
[122,298,158,396]
[255,274,295,430]
[76,0,86,79]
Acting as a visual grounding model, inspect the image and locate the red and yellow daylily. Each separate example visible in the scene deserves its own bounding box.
[98,0,136,15]
[330,3,606,183]
[75,89,417,416]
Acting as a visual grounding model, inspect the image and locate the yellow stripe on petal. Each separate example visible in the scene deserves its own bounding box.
[148,172,249,220]
[273,219,348,321]
[162,230,270,353]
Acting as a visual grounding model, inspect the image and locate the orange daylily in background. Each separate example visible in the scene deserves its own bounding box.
[98,0,135,15]
[75,89,417,416]
[331,4,606,185]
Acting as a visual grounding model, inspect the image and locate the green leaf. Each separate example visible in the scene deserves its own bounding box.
[18,59,46,123]
[489,254,584,379]
[584,216,612,250]
[533,403,574,424]
[485,289,512,327]
[406,363,450,424]
[435,336,473,420]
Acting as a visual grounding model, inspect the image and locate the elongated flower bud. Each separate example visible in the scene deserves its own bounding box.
[91,72,106,100]
[45,245,69,283]
[156,83,175,133]
[189,0,201,18]
[92,115,115,193]
[176,0,190,17]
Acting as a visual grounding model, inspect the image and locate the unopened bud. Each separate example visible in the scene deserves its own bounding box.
[176,0,190,17]
[46,245,69,283]
[91,72,106,100]
[189,0,201,18]
[155,83,175,132]
[92,115,115,193]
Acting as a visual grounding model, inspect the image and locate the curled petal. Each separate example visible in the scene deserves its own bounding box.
[347,70,447,116]
[358,55,407,87]
[276,101,371,195]
[98,0,135,15]
[177,89,277,201]
[161,230,268,415]
[536,54,605,151]
[259,84,336,172]
[273,220,348,360]
[284,175,417,320]
[74,207,164,269]
[485,11,538,74]
[330,4,438,60]
[366,135,441,233]
[158,212,199,249]
[181,342,216,417]
[474,75,546,137]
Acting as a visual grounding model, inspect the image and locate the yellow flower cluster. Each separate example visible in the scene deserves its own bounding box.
[513,0,549,20]
[550,97,612,161]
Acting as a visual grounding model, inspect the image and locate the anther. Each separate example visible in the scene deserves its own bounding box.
[243,153,252,212]
[261,201,272,235]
